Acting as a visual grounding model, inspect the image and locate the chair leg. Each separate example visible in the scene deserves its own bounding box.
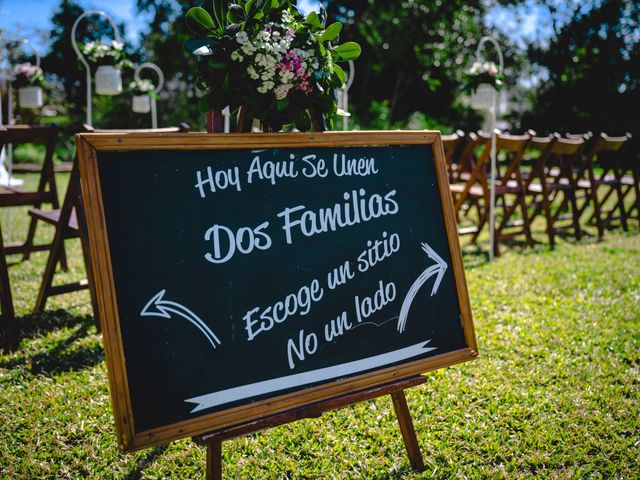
[21,214,39,262]
[518,193,535,248]
[614,178,628,231]
[0,228,17,352]
[567,189,582,241]
[590,184,605,240]
[541,190,555,248]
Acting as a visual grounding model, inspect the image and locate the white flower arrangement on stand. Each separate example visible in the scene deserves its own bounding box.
[81,40,132,95]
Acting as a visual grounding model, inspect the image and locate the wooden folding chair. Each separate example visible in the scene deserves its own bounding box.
[0,221,17,352]
[0,125,63,261]
[602,134,636,227]
[574,133,631,239]
[524,134,585,247]
[441,130,465,183]
[33,125,191,324]
[621,151,639,224]
[472,132,534,256]
[448,132,490,237]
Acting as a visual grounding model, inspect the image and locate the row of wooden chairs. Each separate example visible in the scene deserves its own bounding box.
[442,129,637,256]
[1,123,190,351]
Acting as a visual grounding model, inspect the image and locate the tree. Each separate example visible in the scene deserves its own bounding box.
[42,0,139,132]
[135,0,204,129]
[523,0,639,142]
[324,0,490,129]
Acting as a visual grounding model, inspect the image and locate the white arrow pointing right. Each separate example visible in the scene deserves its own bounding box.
[397,242,448,333]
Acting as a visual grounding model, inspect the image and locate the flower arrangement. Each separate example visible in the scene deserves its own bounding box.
[12,63,46,88]
[462,60,504,93]
[80,41,132,69]
[129,78,158,99]
[184,0,361,131]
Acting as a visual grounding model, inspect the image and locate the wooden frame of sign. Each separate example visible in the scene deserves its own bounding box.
[76,131,477,473]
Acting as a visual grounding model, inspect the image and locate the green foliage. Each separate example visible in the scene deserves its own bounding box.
[523,0,639,144]
[79,41,133,69]
[324,0,485,128]
[183,0,361,131]
[128,78,159,99]
[11,64,47,88]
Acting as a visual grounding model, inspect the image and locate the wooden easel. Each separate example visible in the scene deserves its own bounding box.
[195,111,426,479]
[193,376,427,479]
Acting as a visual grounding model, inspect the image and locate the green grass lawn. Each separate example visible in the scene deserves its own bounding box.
[1,172,639,479]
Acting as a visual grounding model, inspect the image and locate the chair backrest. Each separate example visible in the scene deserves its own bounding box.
[441,130,465,161]
[476,131,531,186]
[81,123,191,134]
[581,133,632,181]
[0,124,59,151]
[455,132,487,176]
[0,125,59,203]
[528,134,585,185]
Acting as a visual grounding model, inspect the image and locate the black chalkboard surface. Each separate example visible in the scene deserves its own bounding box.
[77,131,477,451]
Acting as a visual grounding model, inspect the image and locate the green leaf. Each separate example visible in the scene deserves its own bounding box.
[211,0,228,29]
[332,42,361,62]
[333,63,346,86]
[319,22,342,42]
[276,99,289,111]
[227,5,246,23]
[245,0,256,15]
[305,11,322,31]
[186,7,219,36]
[184,39,215,56]
[198,95,212,113]
[262,0,273,17]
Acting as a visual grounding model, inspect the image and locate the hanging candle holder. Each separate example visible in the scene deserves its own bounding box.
[468,37,504,111]
[131,63,164,128]
[71,10,124,126]
[9,39,44,109]
[95,64,123,96]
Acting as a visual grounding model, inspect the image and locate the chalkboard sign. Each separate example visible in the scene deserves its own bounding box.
[77,131,477,451]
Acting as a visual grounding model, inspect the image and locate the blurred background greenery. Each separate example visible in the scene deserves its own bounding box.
[1,0,638,161]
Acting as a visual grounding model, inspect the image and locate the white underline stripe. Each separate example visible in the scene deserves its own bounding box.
[185,340,436,413]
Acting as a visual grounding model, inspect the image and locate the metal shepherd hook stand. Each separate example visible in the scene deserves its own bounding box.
[475,36,504,261]
[1,38,40,240]
[337,60,355,130]
[133,62,164,129]
[71,10,121,127]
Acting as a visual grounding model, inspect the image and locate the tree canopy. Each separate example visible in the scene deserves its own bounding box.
[6,0,637,141]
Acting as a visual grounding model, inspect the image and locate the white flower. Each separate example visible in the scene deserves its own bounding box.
[247,65,259,80]
[259,30,271,41]
[236,31,249,45]
[112,41,124,50]
[279,70,294,83]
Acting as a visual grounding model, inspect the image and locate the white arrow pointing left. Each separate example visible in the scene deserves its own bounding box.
[141,290,221,349]
[397,242,448,333]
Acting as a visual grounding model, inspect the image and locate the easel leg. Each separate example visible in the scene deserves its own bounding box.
[205,440,222,480]
[390,391,425,472]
